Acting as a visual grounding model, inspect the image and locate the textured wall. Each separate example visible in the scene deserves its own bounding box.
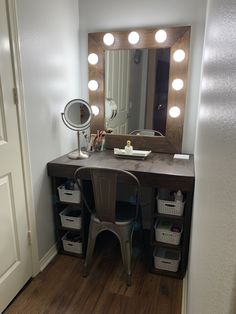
[188,0,236,313]
[16,0,80,259]
[78,0,207,153]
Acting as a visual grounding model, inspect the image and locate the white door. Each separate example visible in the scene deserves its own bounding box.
[0,1,32,312]
[105,50,130,134]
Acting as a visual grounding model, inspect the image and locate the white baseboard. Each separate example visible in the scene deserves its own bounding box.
[181,272,188,314]
[39,244,58,272]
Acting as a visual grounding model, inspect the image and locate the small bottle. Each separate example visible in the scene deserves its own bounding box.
[125,140,133,154]
[175,190,183,202]
[101,136,105,151]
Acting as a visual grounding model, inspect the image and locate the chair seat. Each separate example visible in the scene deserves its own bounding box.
[91,201,136,225]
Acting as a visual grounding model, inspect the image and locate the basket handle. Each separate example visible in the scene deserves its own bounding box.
[164,203,175,208]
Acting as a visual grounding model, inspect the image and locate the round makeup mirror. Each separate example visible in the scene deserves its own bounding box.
[61,99,92,159]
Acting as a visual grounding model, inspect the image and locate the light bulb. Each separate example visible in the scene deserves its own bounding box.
[169,106,181,118]
[173,49,185,62]
[103,33,114,46]
[155,30,167,43]
[91,105,99,116]
[88,53,98,65]
[88,80,98,91]
[172,79,184,91]
[128,31,140,45]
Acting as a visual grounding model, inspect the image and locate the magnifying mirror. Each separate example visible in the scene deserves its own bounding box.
[61,99,92,159]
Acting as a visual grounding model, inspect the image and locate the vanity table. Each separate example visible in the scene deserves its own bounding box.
[48,24,194,279]
[47,150,194,279]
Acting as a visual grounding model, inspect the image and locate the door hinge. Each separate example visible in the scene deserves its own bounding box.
[27,230,32,245]
[12,87,18,105]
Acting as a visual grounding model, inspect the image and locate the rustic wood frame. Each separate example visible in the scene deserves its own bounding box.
[88,26,191,153]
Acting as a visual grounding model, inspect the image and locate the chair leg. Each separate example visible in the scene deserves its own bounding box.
[125,240,132,286]
[119,227,133,286]
[83,221,99,277]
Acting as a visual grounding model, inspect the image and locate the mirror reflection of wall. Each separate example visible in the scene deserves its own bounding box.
[61,99,92,159]
[105,48,170,136]
[65,103,91,127]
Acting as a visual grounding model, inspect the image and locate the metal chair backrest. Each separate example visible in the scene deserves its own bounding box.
[129,129,164,136]
[74,167,140,223]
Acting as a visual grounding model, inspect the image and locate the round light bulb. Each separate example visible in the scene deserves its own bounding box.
[172,78,184,91]
[169,106,181,118]
[88,80,98,91]
[128,31,140,45]
[103,33,114,46]
[91,105,99,116]
[155,29,167,43]
[173,49,185,62]
[88,53,98,65]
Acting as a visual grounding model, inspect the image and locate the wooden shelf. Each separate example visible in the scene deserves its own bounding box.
[48,161,194,280]
[154,212,184,221]
[59,226,82,233]
[152,240,182,250]
[57,200,82,207]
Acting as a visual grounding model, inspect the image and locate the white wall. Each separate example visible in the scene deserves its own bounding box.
[187,0,236,313]
[79,0,207,153]
[16,0,80,259]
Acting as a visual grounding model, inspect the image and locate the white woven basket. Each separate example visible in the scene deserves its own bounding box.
[157,195,185,216]
[60,206,82,230]
[154,247,180,272]
[154,220,182,245]
[62,233,82,254]
[58,184,81,203]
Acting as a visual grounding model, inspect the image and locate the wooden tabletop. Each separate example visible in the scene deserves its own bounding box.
[47,150,195,191]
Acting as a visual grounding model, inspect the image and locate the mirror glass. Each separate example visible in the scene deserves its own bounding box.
[64,99,91,129]
[105,48,170,136]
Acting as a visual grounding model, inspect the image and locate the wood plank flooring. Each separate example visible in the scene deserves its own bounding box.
[5,233,182,314]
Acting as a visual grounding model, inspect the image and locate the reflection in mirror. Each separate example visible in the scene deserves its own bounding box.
[65,102,91,128]
[130,129,164,136]
[61,99,92,159]
[105,98,118,122]
[105,48,170,136]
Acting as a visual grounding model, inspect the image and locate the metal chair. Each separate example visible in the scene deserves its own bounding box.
[74,166,141,286]
[129,129,164,136]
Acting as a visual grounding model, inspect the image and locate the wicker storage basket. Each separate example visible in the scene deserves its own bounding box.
[154,247,180,272]
[58,184,81,203]
[154,220,182,245]
[60,205,81,229]
[62,232,82,254]
[157,195,184,216]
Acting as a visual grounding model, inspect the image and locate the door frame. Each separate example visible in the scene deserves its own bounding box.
[6,0,40,276]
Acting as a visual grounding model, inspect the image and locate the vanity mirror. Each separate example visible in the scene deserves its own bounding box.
[88,26,191,153]
[61,99,92,159]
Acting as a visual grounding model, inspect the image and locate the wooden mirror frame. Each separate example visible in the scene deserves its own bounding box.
[88,26,191,153]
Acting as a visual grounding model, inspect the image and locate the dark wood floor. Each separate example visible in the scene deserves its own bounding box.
[5,233,182,314]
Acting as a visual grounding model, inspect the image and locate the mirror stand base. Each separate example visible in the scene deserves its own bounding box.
[68,150,90,160]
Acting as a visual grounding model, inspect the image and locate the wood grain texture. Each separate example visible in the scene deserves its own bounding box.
[105,133,177,154]
[166,29,191,151]
[5,234,182,314]
[145,49,157,129]
[47,152,194,280]
[47,150,195,191]
[88,26,191,153]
